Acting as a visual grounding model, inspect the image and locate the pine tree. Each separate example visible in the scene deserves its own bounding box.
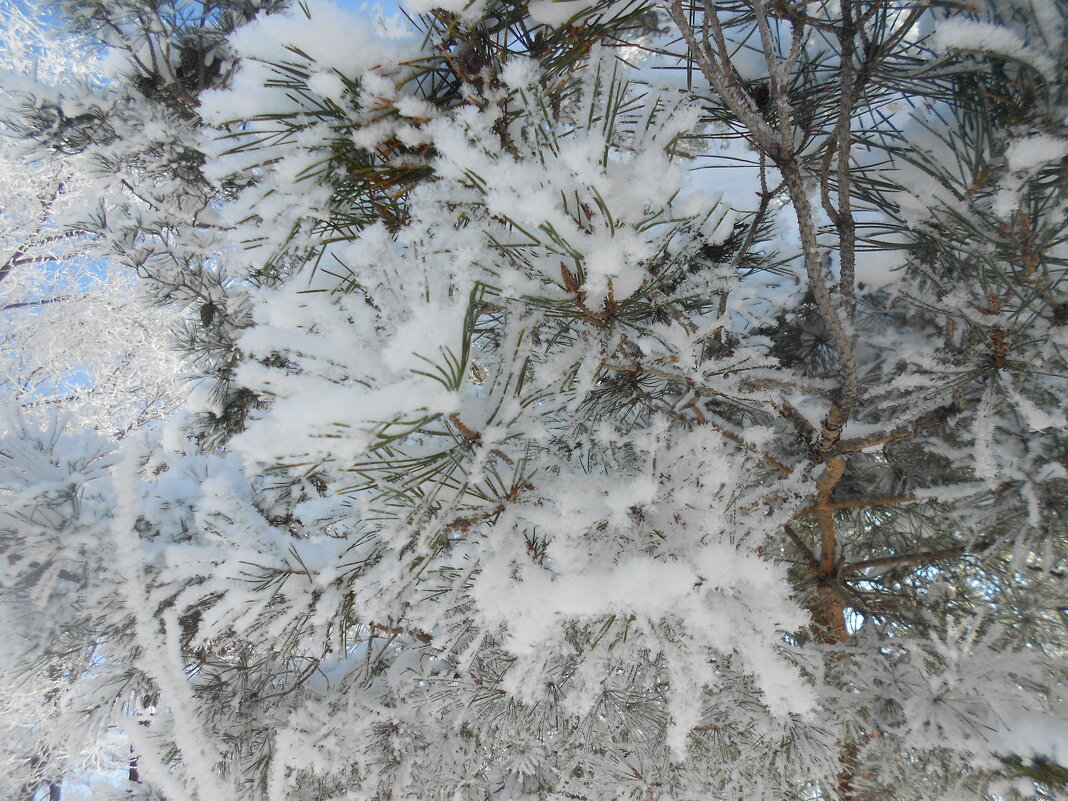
[2,0,1067,799]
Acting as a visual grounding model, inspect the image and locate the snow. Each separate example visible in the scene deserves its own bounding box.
[1005,134,1068,172]
[307,71,347,102]
[527,0,583,26]
[500,57,540,90]
[931,19,1057,82]
[200,0,409,123]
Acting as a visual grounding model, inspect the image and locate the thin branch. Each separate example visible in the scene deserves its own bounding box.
[824,0,859,321]
[779,398,817,439]
[2,296,71,312]
[731,156,784,269]
[0,184,66,283]
[623,371,793,473]
[750,0,797,144]
[797,494,919,516]
[711,419,793,474]
[841,540,996,575]
[835,404,958,452]
[784,523,821,570]
[667,0,781,155]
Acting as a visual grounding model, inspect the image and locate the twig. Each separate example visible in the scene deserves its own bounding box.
[841,539,996,575]
[711,420,793,474]
[796,495,919,516]
[835,404,957,453]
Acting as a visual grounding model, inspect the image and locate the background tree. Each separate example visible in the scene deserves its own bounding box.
[0,1,183,436]
[1,1,282,797]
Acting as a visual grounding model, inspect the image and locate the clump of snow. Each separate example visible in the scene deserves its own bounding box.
[931,19,1056,83]
[500,56,540,90]
[307,70,347,103]
[1005,134,1068,172]
[527,0,582,26]
[200,0,402,123]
